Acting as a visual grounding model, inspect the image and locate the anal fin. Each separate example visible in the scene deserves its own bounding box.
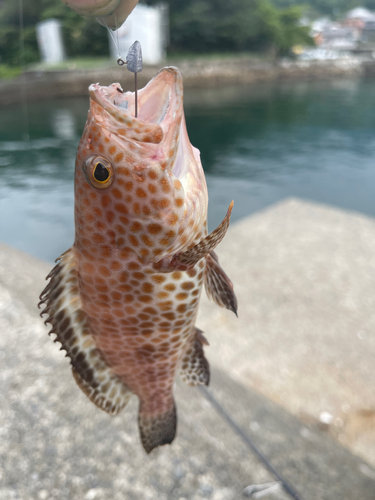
[139,401,177,454]
[72,367,132,416]
[39,247,132,416]
[180,328,210,386]
[204,251,238,316]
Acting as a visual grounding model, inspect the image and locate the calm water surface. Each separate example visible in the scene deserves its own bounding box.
[1,78,375,262]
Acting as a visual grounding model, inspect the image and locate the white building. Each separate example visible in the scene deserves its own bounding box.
[346,7,375,21]
[36,19,66,64]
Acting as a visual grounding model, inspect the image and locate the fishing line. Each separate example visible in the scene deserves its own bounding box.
[18,0,30,141]
[115,11,120,48]
[198,385,304,500]
[101,16,122,61]
[96,18,140,118]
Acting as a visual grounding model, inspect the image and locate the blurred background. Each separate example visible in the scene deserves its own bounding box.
[2,0,375,260]
[1,1,375,499]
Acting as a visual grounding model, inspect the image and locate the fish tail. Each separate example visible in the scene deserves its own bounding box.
[138,399,177,454]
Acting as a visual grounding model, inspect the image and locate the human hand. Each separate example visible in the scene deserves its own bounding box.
[60,0,139,29]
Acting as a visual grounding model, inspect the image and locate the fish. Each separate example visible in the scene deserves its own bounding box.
[39,67,237,453]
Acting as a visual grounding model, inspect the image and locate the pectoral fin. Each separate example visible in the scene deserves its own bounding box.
[180,328,210,386]
[159,201,234,272]
[39,248,132,416]
[204,251,238,316]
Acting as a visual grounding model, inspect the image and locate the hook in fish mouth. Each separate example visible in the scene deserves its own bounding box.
[89,67,183,136]
[88,66,192,184]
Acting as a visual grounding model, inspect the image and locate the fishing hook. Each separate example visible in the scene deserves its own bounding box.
[117,41,143,118]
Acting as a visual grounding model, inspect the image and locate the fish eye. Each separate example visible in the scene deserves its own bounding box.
[83,156,114,189]
[93,162,110,182]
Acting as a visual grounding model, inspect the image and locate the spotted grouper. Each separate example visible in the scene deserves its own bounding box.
[39,67,237,453]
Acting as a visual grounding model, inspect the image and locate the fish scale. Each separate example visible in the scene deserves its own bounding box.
[39,66,237,453]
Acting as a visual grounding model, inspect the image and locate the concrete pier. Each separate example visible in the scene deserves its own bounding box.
[1,198,375,499]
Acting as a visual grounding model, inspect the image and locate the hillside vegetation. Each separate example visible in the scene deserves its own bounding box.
[0,0,330,66]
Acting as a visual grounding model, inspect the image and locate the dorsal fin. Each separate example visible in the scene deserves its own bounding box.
[157,201,234,272]
[39,248,132,416]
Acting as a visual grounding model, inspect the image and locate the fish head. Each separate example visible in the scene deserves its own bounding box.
[74,67,208,264]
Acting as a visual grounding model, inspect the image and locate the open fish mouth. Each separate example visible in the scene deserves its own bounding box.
[88,67,183,144]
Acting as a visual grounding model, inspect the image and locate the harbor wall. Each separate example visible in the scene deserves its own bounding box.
[2,57,375,105]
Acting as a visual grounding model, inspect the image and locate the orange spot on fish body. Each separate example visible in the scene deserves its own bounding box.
[117,167,130,176]
[112,188,122,199]
[161,179,170,193]
[140,249,149,258]
[151,275,166,284]
[82,262,94,274]
[139,295,152,303]
[129,235,139,247]
[110,261,121,271]
[136,188,147,198]
[93,233,105,243]
[101,245,112,258]
[106,211,115,223]
[115,203,128,214]
[141,235,153,247]
[134,203,141,215]
[101,195,111,208]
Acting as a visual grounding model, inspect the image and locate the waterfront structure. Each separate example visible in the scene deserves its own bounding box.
[36,19,66,64]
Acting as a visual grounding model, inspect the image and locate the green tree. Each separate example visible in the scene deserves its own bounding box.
[257,2,313,55]
[0,0,108,66]
[0,0,313,67]
[146,0,313,54]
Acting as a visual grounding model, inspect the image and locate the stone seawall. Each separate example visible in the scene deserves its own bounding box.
[1,57,374,106]
[1,199,375,499]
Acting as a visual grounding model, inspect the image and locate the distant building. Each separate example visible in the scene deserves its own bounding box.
[36,19,66,64]
[311,17,333,34]
[343,7,375,51]
[320,24,359,50]
[346,7,375,21]
[361,20,375,44]
[306,8,375,57]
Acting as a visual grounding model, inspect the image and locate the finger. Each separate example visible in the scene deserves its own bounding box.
[61,0,138,28]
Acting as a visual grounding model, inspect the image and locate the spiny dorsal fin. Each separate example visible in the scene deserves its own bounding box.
[180,328,210,386]
[157,201,234,272]
[204,251,238,316]
[39,247,132,416]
